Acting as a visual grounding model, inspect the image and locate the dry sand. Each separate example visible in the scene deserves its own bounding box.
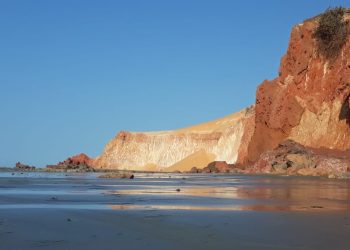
[165,149,216,172]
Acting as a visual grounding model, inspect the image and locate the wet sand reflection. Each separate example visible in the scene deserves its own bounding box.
[1,172,349,212]
[108,177,350,212]
[110,203,350,212]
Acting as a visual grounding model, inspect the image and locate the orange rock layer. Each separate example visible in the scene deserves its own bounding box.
[245,11,350,163]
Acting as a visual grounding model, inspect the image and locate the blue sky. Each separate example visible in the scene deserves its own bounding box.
[1,0,349,167]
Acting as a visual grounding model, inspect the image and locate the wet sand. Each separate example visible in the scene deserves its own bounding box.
[1,172,350,249]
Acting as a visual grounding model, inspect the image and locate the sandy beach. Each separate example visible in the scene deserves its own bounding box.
[1,172,350,249]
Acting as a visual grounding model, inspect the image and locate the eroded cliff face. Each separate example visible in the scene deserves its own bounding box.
[246,12,350,163]
[92,107,254,171]
[91,10,350,174]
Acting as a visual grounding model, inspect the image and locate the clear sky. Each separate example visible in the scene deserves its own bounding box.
[1,0,349,167]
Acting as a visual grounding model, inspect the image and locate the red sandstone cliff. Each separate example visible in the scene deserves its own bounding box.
[244,10,350,164]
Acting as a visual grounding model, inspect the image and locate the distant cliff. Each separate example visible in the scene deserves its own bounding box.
[92,107,254,171]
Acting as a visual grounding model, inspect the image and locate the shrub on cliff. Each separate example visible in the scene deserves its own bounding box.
[314,7,349,60]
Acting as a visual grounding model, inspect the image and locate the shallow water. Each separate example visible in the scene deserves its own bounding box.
[1,172,349,212]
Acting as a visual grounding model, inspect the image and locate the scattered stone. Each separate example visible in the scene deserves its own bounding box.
[188,167,202,173]
[202,161,237,173]
[310,205,324,209]
[99,172,134,179]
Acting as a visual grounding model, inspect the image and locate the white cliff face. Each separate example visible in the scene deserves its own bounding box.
[92,106,254,171]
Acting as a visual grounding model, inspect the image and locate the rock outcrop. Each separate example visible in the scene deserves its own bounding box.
[187,161,237,173]
[47,153,94,172]
[250,140,350,178]
[245,10,350,164]
[202,161,237,173]
[99,172,135,179]
[58,153,92,167]
[15,162,36,171]
[92,107,254,171]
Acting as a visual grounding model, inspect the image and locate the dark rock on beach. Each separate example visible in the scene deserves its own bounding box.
[202,161,237,173]
[46,153,95,172]
[251,140,350,178]
[99,172,135,179]
[15,162,36,171]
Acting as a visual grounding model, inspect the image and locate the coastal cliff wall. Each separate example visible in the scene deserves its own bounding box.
[89,9,350,174]
[92,107,254,171]
[245,10,350,163]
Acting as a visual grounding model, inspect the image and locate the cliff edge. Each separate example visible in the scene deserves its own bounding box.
[246,8,350,163]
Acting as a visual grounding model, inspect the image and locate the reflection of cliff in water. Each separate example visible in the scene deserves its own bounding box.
[109,177,350,212]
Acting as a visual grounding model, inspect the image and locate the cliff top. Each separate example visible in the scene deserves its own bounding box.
[304,7,350,22]
[116,106,254,137]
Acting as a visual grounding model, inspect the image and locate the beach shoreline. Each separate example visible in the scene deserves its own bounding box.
[1,172,350,249]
